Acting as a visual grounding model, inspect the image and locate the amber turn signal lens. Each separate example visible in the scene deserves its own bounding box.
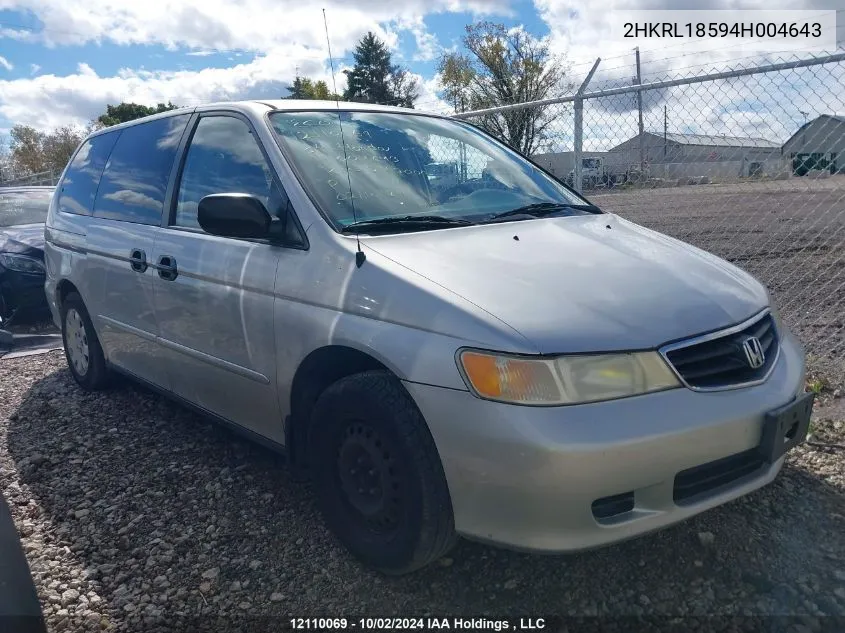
[460,351,502,397]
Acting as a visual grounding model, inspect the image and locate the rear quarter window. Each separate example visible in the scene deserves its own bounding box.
[93,114,191,225]
[57,132,120,216]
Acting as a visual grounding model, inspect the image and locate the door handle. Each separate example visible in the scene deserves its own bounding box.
[129,249,147,273]
[157,255,178,281]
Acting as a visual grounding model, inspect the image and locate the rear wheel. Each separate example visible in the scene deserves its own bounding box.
[61,292,109,390]
[309,370,456,574]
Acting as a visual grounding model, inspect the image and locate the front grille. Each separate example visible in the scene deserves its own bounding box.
[673,448,765,504]
[662,312,778,389]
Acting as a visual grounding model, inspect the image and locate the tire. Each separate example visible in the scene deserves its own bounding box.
[61,292,109,390]
[309,370,456,574]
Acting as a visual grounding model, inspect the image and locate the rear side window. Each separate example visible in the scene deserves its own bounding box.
[93,114,190,225]
[57,132,119,215]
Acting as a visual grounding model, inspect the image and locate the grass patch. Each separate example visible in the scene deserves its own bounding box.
[806,375,829,395]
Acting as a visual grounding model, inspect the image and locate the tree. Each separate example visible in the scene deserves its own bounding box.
[387,67,419,109]
[309,80,340,101]
[286,76,313,99]
[41,126,84,174]
[342,32,419,107]
[8,126,43,175]
[285,76,340,100]
[436,53,474,113]
[0,134,12,181]
[8,124,85,176]
[97,101,179,127]
[437,22,569,155]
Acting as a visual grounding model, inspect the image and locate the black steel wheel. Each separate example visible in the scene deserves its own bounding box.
[335,420,404,534]
[309,370,456,574]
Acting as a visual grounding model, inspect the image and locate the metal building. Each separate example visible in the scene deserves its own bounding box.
[532,131,786,186]
[607,131,783,179]
[782,115,845,176]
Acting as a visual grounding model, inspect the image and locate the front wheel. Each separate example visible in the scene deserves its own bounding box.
[61,292,109,390]
[309,370,456,574]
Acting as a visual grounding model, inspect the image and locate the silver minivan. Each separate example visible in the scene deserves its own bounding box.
[44,101,812,574]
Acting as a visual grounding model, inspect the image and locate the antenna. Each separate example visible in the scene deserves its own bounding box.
[323,8,365,268]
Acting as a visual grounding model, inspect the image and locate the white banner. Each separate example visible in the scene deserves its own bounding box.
[610,10,837,52]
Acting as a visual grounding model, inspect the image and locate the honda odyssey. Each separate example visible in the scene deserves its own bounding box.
[44,101,812,574]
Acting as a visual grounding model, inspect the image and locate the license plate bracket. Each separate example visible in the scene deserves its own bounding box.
[759,392,814,463]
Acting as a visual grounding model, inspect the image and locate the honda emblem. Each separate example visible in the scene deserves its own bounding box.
[742,336,766,369]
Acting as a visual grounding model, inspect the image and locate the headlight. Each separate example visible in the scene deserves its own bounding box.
[0,253,45,274]
[457,349,680,406]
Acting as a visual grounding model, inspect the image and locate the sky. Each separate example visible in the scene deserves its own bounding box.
[0,0,842,151]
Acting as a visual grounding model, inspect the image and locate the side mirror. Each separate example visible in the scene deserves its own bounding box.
[197,193,272,239]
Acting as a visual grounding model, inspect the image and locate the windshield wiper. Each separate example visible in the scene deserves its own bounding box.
[340,215,475,234]
[484,202,601,223]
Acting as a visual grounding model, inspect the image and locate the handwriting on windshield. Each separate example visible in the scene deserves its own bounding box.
[275,117,432,207]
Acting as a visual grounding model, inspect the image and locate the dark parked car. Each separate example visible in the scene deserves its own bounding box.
[0,186,54,324]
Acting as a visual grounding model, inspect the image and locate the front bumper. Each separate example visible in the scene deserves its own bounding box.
[405,329,807,553]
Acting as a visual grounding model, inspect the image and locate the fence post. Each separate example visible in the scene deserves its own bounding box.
[574,58,601,193]
[635,47,645,178]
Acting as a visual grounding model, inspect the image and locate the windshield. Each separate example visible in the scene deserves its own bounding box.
[0,189,53,227]
[268,111,593,231]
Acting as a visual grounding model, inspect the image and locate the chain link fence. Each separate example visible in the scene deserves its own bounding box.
[455,51,845,381]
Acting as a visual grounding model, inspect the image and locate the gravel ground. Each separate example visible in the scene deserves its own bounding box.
[0,352,843,633]
[592,176,845,378]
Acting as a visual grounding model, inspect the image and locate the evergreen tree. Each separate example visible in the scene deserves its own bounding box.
[343,32,419,107]
[310,80,337,100]
[285,76,340,100]
[286,76,313,99]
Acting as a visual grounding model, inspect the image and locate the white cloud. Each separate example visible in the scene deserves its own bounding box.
[0,50,462,130]
[0,46,336,129]
[0,56,13,71]
[0,0,508,51]
[0,0,511,129]
[30,63,41,75]
[0,26,37,42]
[397,16,443,62]
[415,74,454,114]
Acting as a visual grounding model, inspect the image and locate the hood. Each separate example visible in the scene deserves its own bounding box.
[0,224,45,258]
[362,214,768,353]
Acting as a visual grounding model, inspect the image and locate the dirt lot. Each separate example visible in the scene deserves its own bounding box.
[592,177,845,379]
[0,350,843,632]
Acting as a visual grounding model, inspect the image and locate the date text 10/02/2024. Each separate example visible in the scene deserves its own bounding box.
[289,618,547,631]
